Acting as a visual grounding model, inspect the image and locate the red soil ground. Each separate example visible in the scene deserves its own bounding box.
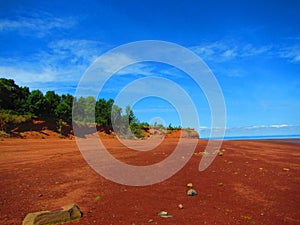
[0,134,299,225]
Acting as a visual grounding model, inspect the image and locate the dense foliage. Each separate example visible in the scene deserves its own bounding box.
[0,78,148,137]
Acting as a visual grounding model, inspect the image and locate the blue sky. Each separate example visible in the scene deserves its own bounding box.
[0,0,300,138]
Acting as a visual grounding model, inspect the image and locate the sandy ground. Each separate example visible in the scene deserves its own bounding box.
[0,137,299,225]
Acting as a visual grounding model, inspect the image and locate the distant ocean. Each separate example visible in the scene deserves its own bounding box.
[202,134,300,141]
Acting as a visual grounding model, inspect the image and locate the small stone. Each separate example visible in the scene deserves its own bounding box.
[187,183,193,188]
[218,152,223,156]
[187,188,197,196]
[217,182,224,187]
[178,204,184,209]
[148,219,154,223]
[283,168,290,171]
[157,211,168,216]
[157,211,173,218]
[38,193,43,197]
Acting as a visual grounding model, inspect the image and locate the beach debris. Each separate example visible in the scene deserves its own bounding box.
[178,204,184,209]
[187,183,193,188]
[187,188,198,196]
[157,211,173,218]
[283,168,290,172]
[94,195,101,201]
[214,149,219,153]
[22,203,82,225]
[187,182,198,196]
[217,182,224,187]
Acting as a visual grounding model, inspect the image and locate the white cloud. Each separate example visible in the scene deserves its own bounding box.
[93,52,161,77]
[0,66,56,85]
[47,39,104,64]
[270,124,289,128]
[0,38,108,90]
[190,41,271,62]
[236,124,292,130]
[279,45,300,62]
[0,11,76,37]
[199,126,209,130]
[240,44,271,57]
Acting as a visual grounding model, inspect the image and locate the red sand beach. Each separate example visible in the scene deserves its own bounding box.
[0,136,299,224]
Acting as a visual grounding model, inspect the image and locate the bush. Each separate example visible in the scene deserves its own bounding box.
[0,110,32,132]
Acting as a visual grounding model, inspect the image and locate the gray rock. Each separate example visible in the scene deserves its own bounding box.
[187,188,198,196]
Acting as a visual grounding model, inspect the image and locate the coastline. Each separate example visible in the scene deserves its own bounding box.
[256,138,300,145]
[201,135,300,145]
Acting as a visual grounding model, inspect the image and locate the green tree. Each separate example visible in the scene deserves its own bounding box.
[0,78,30,113]
[84,96,96,123]
[72,97,85,123]
[55,94,73,124]
[125,105,135,124]
[55,100,72,124]
[27,90,47,117]
[45,91,60,118]
[72,96,96,124]
[95,98,114,128]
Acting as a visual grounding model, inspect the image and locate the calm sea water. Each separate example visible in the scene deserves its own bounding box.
[202,134,300,141]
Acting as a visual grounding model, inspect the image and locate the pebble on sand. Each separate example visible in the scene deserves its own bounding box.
[178,204,184,209]
[187,188,198,196]
[187,183,193,188]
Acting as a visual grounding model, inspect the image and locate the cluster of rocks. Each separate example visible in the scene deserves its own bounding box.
[187,182,198,196]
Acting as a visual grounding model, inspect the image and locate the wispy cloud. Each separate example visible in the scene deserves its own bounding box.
[0,66,56,84]
[191,40,300,65]
[92,52,182,78]
[278,45,300,62]
[0,38,107,91]
[243,124,290,129]
[0,10,76,37]
[190,41,271,62]
[46,39,105,67]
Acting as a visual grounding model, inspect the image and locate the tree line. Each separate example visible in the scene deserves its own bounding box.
[0,78,148,137]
